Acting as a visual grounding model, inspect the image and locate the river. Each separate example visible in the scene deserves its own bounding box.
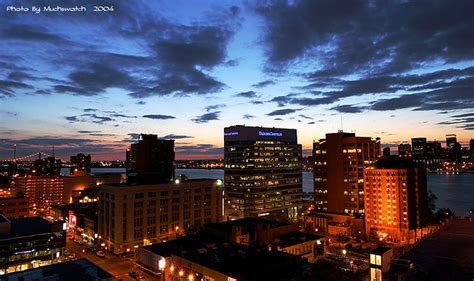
[61,168,473,216]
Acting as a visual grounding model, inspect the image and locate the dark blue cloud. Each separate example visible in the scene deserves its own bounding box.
[162,134,194,139]
[143,114,176,120]
[266,108,300,116]
[235,90,258,98]
[192,111,220,123]
[252,79,275,88]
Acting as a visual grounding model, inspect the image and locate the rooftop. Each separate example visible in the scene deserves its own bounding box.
[204,217,291,233]
[100,178,219,189]
[370,246,392,255]
[142,235,307,281]
[52,202,97,213]
[372,156,422,169]
[271,231,324,248]
[393,219,474,280]
[2,258,113,281]
[0,216,53,239]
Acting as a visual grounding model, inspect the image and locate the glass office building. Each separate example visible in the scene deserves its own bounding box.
[224,125,303,222]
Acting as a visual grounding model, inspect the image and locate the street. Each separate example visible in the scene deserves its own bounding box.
[66,239,159,280]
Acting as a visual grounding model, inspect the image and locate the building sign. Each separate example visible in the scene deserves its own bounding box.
[224,132,239,136]
[258,131,283,137]
[14,249,36,255]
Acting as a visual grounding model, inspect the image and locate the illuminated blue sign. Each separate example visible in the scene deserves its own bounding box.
[14,249,36,255]
[224,132,239,136]
[259,131,283,137]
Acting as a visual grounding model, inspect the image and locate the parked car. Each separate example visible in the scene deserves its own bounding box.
[392,258,415,270]
[96,250,106,257]
[88,247,98,253]
[129,271,145,279]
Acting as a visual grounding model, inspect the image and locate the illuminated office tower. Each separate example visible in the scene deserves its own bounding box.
[224,125,303,222]
[313,132,380,215]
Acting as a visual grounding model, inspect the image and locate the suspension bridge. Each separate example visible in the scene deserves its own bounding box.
[0,152,54,162]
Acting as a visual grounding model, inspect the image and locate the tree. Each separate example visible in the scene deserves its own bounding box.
[335,233,350,244]
[434,208,454,221]
[428,190,438,211]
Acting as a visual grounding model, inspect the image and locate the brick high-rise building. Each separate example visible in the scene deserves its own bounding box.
[313,132,380,215]
[126,134,175,185]
[364,156,428,243]
[0,196,29,218]
[13,176,64,215]
[224,125,303,222]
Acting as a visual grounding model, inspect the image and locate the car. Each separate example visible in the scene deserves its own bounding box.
[392,258,415,270]
[96,250,106,257]
[129,271,145,279]
[88,247,98,253]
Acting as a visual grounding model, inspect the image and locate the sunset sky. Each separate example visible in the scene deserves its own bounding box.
[1,0,473,160]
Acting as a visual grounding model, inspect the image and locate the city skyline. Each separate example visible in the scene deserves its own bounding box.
[1,0,474,160]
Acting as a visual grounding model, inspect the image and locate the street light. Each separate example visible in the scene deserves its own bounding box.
[342,249,347,255]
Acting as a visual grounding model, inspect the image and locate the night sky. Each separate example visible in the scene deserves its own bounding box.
[0,0,473,160]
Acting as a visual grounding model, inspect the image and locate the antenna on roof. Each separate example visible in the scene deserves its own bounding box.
[52,145,55,157]
[340,113,344,133]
